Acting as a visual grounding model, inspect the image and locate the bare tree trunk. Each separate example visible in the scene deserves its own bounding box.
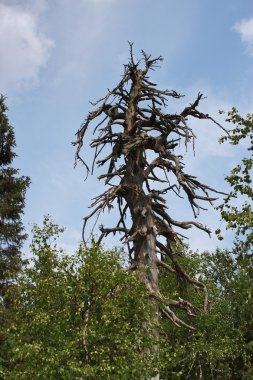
[74,44,227,379]
[123,152,160,379]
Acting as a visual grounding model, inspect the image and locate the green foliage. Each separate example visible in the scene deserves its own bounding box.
[159,248,253,379]
[0,95,30,295]
[2,104,252,379]
[2,225,251,379]
[216,109,253,252]
[2,217,161,379]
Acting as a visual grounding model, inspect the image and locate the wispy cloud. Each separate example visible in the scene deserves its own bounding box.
[0,3,53,93]
[234,17,253,57]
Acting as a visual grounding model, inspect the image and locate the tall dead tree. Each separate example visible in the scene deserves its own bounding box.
[74,45,226,331]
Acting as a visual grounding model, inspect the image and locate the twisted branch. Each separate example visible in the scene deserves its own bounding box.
[75,44,227,329]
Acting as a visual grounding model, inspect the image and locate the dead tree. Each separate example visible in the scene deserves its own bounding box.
[74,44,226,330]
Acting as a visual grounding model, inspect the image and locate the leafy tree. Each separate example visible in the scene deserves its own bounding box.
[3,217,166,379]
[3,220,252,379]
[158,248,253,380]
[216,109,253,252]
[0,95,30,296]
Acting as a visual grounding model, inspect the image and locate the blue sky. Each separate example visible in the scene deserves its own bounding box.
[1,0,252,254]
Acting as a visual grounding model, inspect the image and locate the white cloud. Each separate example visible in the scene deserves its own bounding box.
[0,3,53,93]
[234,17,253,56]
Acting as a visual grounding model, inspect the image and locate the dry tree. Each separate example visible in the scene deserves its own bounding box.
[73,44,226,330]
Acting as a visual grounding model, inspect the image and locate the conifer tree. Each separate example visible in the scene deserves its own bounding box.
[0,95,30,297]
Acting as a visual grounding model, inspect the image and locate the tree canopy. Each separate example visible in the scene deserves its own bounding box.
[216,108,253,253]
[2,217,164,379]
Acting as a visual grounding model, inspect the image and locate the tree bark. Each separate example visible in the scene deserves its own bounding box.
[122,69,160,379]
[74,45,227,380]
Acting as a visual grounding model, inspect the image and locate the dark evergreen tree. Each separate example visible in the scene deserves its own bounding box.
[0,95,30,297]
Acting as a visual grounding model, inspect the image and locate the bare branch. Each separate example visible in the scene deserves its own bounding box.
[161,308,195,330]
[75,46,226,331]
